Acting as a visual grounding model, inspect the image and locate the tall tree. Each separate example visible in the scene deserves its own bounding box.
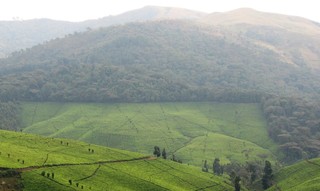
[213,158,222,175]
[262,160,273,190]
[202,160,209,172]
[162,148,167,159]
[234,176,241,191]
[153,146,161,157]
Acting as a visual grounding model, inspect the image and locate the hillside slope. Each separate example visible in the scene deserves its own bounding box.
[267,158,320,191]
[201,8,320,70]
[0,129,233,191]
[21,102,277,166]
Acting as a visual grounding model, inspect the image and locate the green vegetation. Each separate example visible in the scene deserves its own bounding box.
[176,133,275,165]
[0,101,20,131]
[0,129,233,191]
[1,8,320,190]
[1,11,320,166]
[21,102,277,166]
[23,160,233,191]
[267,158,320,191]
[1,19,320,103]
[261,95,320,162]
[0,129,142,168]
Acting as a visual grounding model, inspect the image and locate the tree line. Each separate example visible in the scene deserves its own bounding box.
[202,158,274,190]
[261,95,320,163]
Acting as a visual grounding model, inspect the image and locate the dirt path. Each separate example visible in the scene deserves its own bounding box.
[16,155,156,172]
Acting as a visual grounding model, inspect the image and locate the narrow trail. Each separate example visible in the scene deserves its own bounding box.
[16,155,156,172]
[74,164,101,181]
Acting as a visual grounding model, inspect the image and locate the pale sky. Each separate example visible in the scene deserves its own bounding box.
[1,0,319,22]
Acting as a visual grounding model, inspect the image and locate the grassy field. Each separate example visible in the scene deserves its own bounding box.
[0,129,142,168]
[21,102,278,166]
[267,158,320,191]
[23,159,235,191]
[0,129,233,191]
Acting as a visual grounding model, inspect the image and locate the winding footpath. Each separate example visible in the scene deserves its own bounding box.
[16,155,156,172]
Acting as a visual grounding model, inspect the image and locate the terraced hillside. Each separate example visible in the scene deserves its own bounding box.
[267,158,320,191]
[0,129,233,191]
[21,102,278,166]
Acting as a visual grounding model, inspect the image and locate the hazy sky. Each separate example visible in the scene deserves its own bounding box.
[1,0,319,22]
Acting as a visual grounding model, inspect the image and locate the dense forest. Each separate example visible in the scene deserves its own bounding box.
[261,95,320,163]
[0,101,20,131]
[1,21,320,103]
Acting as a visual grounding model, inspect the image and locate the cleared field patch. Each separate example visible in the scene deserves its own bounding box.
[0,129,142,168]
[175,132,276,166]
[23,159,234,191]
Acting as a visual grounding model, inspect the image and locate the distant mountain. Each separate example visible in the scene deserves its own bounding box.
[201,8,320,70]
[0,19,81,57]
[0,6,206,58]
[201,8,320,34]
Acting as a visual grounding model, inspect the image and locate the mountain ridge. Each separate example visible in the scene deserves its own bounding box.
[0,6,207,58]
[1,6,320,59]
[201,8,320,35]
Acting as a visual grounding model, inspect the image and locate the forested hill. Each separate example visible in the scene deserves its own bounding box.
[1,16,320,102]
[1,8,320,164]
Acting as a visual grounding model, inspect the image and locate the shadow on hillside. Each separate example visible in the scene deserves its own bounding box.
[0,170,23,191]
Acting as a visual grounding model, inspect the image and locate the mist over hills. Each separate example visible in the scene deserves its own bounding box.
[82,6,206,28]
[0,6,206,58]
[201,8,320,70]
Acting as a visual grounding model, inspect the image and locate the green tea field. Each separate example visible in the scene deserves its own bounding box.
[22,102,278,166]
[267,158,320,191]
[0,129,233,191]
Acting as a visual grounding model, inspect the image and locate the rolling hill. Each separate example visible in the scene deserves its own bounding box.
[21,102,277,166]
[1,7,320,190]
[0,129,233,191]
[1,8,320,163]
